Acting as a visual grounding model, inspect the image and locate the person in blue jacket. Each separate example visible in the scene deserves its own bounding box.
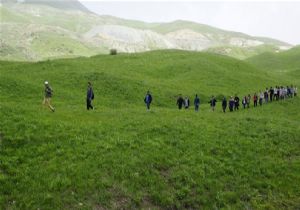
[86,82,94,110]
[144,90,152,110]
[194,94,200,111]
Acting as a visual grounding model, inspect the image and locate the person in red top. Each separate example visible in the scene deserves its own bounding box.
[253,93,258,107]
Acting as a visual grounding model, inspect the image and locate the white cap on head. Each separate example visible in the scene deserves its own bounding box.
[45,81,48,85]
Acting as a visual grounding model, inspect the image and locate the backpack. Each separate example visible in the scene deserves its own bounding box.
[46,86,52,96]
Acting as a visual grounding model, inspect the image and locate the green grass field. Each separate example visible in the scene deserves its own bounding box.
[205,45,282,60]
[246,46,300,73]
[0,50,300,209]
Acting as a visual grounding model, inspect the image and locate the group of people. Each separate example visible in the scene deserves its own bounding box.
[176,95,196,110]
[43,81,95,112]
[208,85,297,113]
[144,85,298,112]
[43,81,297,113]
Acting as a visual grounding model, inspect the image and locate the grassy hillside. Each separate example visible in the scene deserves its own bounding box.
[205,44,281,60]
[0,51,300,209]
[0,3,292,61]
[246,46,300,73]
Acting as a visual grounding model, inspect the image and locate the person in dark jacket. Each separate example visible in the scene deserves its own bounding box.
[287,86,291,97]
[177,95,184,110]
[242,96,247,109]
[229,96,235,112]
[144,90,152,110]
[86,82,94,110]
[269,87,274,102]
[209,96,217,111]
[274,86,278,100]
[43,81,55,112]
[194,94,200,112]
[234,95,240,110]
[222,97,227,113]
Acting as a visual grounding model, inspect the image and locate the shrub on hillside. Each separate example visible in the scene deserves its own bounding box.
[110,49,117,55]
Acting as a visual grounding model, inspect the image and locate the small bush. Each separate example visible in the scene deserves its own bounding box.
[110,49,117,55]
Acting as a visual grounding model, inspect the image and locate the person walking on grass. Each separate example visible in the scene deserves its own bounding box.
[184,96,190,109]
[234,95,240,111]
[290,85,294,98]
[276,86,280,100]
[274,86,277,101]
[242,96,247,109]
[194,94,200,112]
[144,90,153,110]
[222,97,227,113]
[264,88,269,103]
[253,93,258,107]
[283,86,287,99]
[259,91,264,106]
[247,94,251,108]
[43,81,55,112]
[287,86,291,98]
[177,94,184,110]
[209,96,217,111]
[229,96,235,112]
[279,86,283,100]
[86,82,94,110]
[270,87,274,102]
[278,86,281,100]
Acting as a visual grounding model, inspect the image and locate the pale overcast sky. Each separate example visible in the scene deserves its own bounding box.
[79,1,300,45]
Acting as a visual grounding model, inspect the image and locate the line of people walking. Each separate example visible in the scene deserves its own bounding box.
[209,86,297,113]
[216,86,297,112]
[145,85,298,112]
[42,81,297,113]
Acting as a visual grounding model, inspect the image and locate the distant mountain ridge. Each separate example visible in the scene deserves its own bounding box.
[0,0,293,61]
[2,0,90,12]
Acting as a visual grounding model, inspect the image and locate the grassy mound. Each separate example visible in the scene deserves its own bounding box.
[246,46,300,73]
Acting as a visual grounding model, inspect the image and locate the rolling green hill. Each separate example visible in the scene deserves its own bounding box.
[246,46,300,73]
[205,44,281,60]
[1,50,299,209]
